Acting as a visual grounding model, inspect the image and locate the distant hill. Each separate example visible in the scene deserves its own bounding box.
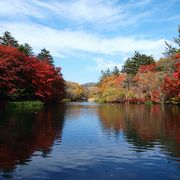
[82,82,97,87]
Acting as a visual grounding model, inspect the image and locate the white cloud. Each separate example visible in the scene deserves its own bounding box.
[36,0,154,27]
[86,58,123,71]
[0,22,167,59]
[0,0,44,18]
[0,0,177,83]
[0,0,155,28]
[51,0,124,24]
[0,0,178,30]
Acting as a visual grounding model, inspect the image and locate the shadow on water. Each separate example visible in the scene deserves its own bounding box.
[98,104,180,159]
[0,104,66,177]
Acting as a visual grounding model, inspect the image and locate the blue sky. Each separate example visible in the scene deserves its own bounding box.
[0,0,179,83]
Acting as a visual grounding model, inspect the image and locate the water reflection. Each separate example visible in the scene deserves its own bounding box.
[98,104,180,157]
[0,105,65,173]
[0,103,180,179]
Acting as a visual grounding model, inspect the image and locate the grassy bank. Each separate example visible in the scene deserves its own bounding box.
[61,99,71,102]
[8,101,44,110]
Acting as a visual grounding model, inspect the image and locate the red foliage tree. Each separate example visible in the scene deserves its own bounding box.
[135,64,164,103]
[0,45,64,102]
[175,54,180,59]
[138,64,156,73]
[30,59,64,102]
[163,57,180,100]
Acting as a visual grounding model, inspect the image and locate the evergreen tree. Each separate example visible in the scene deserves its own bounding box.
[163,41,177,57]
[0,31,19,47]
[112,66,120,76]
[106,68,111,76]
[121,51,155,75]
[99,68,111,83]
[19,43,34,56]
[37,48,54,65]
[101,68,111,78]
[174,25,180,47]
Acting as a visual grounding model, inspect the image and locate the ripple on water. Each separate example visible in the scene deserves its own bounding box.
[0,102,180,179]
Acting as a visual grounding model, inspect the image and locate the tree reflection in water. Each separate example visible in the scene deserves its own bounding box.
[98,104,180,157]
[0,103,179,179]
[0,104,65,173]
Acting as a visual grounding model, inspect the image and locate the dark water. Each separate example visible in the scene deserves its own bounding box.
[0,102,180,180]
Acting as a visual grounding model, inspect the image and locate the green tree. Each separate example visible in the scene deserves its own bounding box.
[112,66,120,76]
[103,68,111,77]
[121,51,155,75]
[156,57,176,74]
[163,41,177,57]
[102,68,111,77]
[37,48,54,65]
[174,25,180,47]
[0,31,19,47]
[99,68,111,83]
[19,43,34,56]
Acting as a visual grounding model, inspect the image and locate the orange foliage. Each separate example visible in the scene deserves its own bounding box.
[138,64,156,73]
[100,74,126,91]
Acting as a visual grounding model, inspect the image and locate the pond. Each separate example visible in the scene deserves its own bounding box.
[0,102,180,179]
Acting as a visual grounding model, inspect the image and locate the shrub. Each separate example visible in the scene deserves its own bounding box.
[145,100,153,105]
[8,101,44,110]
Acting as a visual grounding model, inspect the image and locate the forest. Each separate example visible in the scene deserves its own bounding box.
[93,50,180,104]
[67,26,180,104]
[0,31,65,103]
[0,26,180,104]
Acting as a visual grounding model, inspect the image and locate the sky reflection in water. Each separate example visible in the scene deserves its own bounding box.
[0,102,180,179]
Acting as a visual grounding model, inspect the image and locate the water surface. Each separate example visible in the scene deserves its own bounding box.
[0,102,180,179]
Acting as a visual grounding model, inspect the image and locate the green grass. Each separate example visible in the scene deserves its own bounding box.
[61,99,71,102]
[8,101,44,111]
[94,98,106,103]
[145,100,153,105]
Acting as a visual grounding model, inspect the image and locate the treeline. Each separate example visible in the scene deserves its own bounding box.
[65,81,88,101]
[93,26,180,104]
[0,31,65,103]
[1,26,179,104]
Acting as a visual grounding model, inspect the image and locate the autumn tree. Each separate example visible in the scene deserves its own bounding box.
[99,66,121,84]
[0,45,64,102]
[135,65,165,103]
[162,57,180,103]
[65,81,87,101]
[98,74,126,102]
[37,48,54,65]
[30,61,64,102]
[86,86,100,99]
[121,51,155,75]
[156,57,176,74]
